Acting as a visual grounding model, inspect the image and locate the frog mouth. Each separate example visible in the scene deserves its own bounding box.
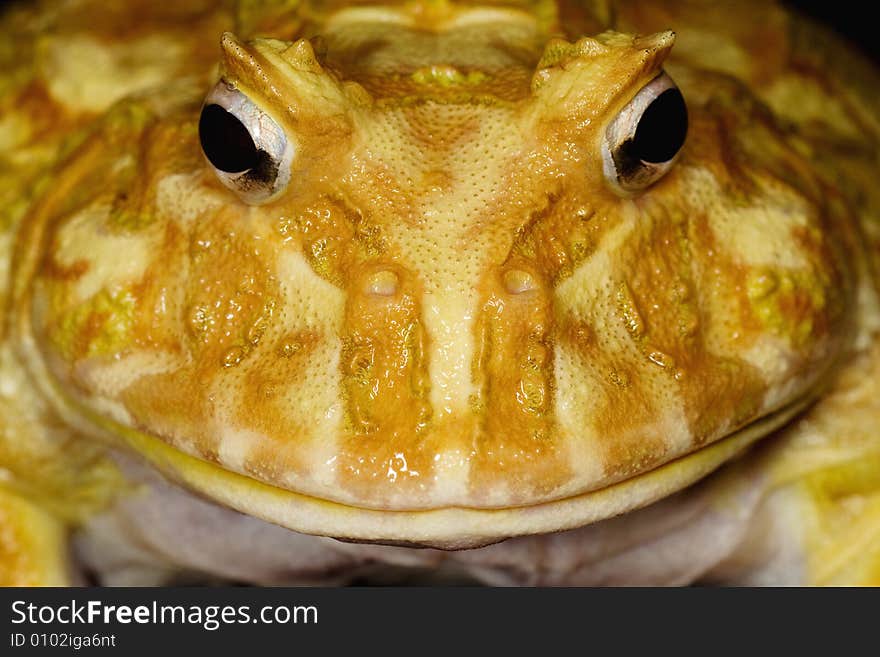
[48,368,814,549]
[15,283,833,548]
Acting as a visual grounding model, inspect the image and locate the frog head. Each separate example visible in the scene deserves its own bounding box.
[13,3,858,547]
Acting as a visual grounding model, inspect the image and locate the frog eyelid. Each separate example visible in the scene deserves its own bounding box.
[199,80,295,204]
[601,72,689,196]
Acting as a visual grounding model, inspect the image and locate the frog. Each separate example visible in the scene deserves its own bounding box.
[1,0,879,587]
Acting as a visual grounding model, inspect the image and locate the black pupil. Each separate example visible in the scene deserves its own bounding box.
[199,104,259,173]
[630,88,688,163]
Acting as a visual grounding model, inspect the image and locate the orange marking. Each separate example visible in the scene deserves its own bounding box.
[336,266,436,501]
[468,262,570,503]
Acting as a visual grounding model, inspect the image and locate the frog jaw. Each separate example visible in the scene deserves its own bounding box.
[119,393,818,549]
[20,323,817,549]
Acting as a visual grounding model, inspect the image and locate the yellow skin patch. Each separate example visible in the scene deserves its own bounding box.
[0,486,68,586]
[1,0,879,575]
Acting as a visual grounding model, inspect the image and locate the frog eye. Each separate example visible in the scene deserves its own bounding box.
[199,81,294,204]
[601,73,688,195]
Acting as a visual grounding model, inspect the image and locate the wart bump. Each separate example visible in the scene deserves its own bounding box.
[364,270,399,296]
[503,269,537,295]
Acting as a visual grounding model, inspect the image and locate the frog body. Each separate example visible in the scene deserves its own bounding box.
[1,0,879,585]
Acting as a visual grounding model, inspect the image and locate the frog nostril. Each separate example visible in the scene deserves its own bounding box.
[363,270,399,296]
[503,269,537,294]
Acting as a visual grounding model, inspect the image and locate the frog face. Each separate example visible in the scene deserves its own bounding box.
[13,3,858,547]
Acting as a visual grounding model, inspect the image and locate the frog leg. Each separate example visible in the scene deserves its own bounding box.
[0,355,74,585]
[0,345,124,586]
[0,485,71,586]
[705,339,880,585]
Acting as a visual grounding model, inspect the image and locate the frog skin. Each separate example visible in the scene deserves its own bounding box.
[1,0,879,586]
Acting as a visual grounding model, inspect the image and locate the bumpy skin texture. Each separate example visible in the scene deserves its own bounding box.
[1,0,879,584]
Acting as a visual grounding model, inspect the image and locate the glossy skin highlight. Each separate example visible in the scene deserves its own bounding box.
[1,0,879,584]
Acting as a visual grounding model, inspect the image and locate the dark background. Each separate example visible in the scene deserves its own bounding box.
[787,1,880,63]
[0,0,877,64]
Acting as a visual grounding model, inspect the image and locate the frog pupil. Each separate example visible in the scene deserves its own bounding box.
[630,88,688,163]
[199,104,260,173]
